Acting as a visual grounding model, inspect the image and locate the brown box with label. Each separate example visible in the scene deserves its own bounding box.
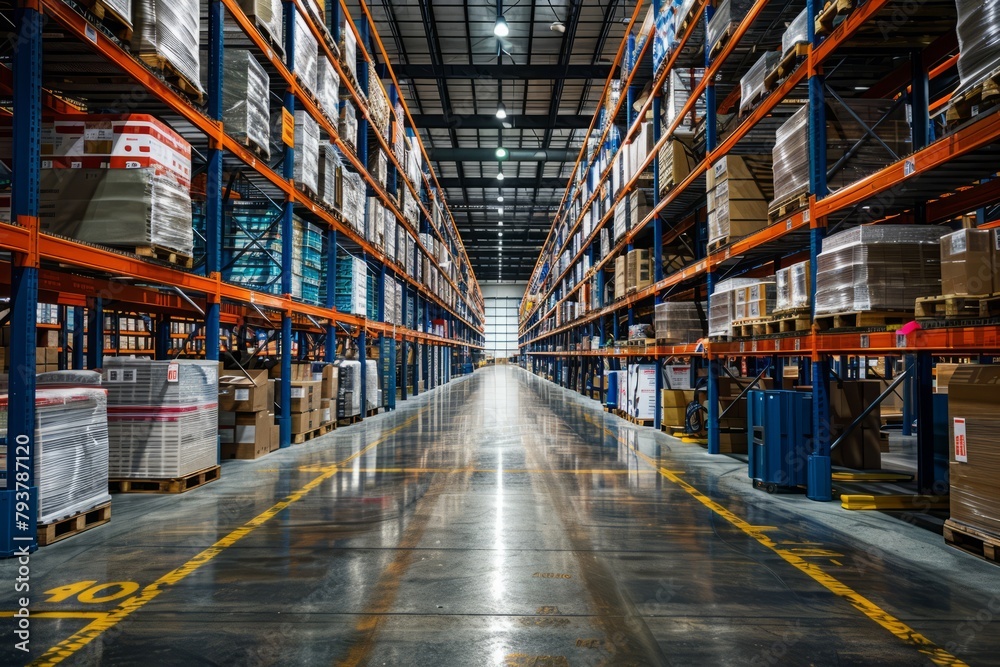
[320,398,333,425]
[219,369,270,413]
[940,229,994,296]
[220,411,272,459]
[314,364,339,400]
[290,409,322,435]
[661,389,694,428]
[268,361,312,381]
[290,380,322,413]
[614,255,627,300]
[948,365,1000,536]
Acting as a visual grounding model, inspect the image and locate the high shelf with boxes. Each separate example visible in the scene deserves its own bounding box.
[518,0,1000,516]
[0,0,484,556]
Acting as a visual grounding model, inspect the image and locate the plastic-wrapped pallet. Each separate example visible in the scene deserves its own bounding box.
[365,359,379,410]
[317,57,340,125]
[103,359,218,479]
[294,110,319,197]
[739,51,781,114]
[654,302,705,343]
[664,68,706,132]
[814,226,945,315]
[41,167,194,257]
[775,260,811,313]
[0,388,111,524]
[334,359,361,418]
[336,249,367,315]
[340,18,358,84]
[237,0,282,52]
[953,1,1000,100]
[709,277,762,337]
[293,10,318,95]
[772,102,911,205]
[369,148,388,189]
[131,0,202,95]
[223,50,270,160]
[707,0,755,54]
[340,100,358,152]
[782,8,809,56]
[318,142,340,210]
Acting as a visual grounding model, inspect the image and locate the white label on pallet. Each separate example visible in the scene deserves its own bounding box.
[954,418,968,463]
[291,387,305,399]
[904,159,916,177]
[166,363,179,383]
[896,332,908,348]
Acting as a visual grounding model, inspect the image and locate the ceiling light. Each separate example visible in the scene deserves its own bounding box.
[501,120,513,130]
[497,195,504,203]
[496,102,507,120]
[496,171,505,181]
[498,232,503,237]
[498,221,504,226]
[494,15,509,37]
[550,21,566,33]
[495,146,508,159]
[498,207,504,214]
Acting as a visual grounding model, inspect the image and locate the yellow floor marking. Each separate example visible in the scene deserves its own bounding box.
[0,612,108,620]
[30,410,428,667]
[299,466,660,474]
[602,421,967,667]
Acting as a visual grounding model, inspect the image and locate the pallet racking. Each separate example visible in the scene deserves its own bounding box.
[0,0,484,554]
[518,0,1000,502]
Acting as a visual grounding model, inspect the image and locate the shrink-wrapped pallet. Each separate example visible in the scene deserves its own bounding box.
[237,0,283,53]
[772,102,911,205]
[949,365,1000,537]
[706,0,755,55]
[317,56,341,124]
[340,18,358,83]
[294,110,319,197]
[294,10,318,95]
[709,277,761,337]
[40,167,194,257]
[336,250,367,315]
[953,1,1000,99]
[340,100,358,152]
[223,50,270,160]
[318,142,341,210]
[654,302,705,343]
[739,51,781,114]
[0,388,111,524]
[663,68,706,133]
[131,0,203,95]
[334,359,361,418]
[365,360,380,410]
[814,226,944,315]
[103,359,218,479]
[774,260,811,313]
[782,8,809,55]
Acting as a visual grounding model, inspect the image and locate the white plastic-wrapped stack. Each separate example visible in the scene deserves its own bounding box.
[238,0,282,52]
[0,387,111,524]
[706,0,755,54]
[365,360,380,411]
[709,277,763,337]
[654,302,705,343]
[739,51,781,114]
[334,359,361,418]
[782,8,809,56]
[340,100,358,151]
[664,68,706,132]
[319,142,340,210]
[103,359,218,479]
[340,17,358,83]
[341,168,366,235]
[317,56,340,124]
[294,10,318,95]
[953,1,1000,101]
[223,50,270,160]
[294,110,319,197]
[131,0,203,95]
[815,226,945,315]
[775,260,811,313]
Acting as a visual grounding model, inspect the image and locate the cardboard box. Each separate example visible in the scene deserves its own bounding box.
[829,380,882,470]
[661,389,695,427]
[313,363,340,399]
[940,229,993,296]
[289,380,322,413]
[320,398,333,424]
[38,330,59,348]
[290,409,321,435]
[220,412,271,459]
[626,249,653,292]
[268,361,312,381]
[948,365,1000,536]
[935,363,962,394]
[219,369,270,412]
[270,422,280,452]
[614,255,627,300]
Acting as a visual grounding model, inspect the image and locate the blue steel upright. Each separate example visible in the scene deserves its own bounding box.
[325,229,338,361]
[3,0,43,557]
[703,1,720,455]
[205,0,224,362]
[278,0,297,448]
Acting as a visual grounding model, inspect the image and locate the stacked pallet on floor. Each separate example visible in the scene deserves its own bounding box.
[272,362,328,444]
[219,369,276,460]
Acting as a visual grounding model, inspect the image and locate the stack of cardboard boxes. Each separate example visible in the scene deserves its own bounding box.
[938,228,1000,297]
[218,369,275,460]
[706,155,773,250]
[0,325,60,374]
[826,380,882,470]
[311,362,340,427]
[272,363,323,438]
[948,365,1000,539]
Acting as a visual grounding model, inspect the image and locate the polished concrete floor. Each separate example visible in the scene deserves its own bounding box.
[3,365,1000,666]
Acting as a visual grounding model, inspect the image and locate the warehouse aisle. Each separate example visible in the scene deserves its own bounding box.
[3,366,1000,666]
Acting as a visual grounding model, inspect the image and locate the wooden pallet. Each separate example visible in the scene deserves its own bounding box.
[944,519,1000,564]
[814,310,912,331]
[732,317,770,338]
[768,310,813,333]
[80,0,132,42]
[132,245,194,269]
[136,53,205,104]
[37,502,111,547]
[768,190,810,223]
[915,294,992,320]
[337,414,362,426]
[292,423,333,444]
[946,66,1000,126]
[815,0,854,36]
[626,338,656,347]
[109,465,220,494]
[708,22,737,60]
[764,42,809,90]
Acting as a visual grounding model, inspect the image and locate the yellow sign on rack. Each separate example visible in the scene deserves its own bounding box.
[282,108,295,147]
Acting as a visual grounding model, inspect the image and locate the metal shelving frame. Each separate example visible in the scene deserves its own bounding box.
[518,0,1000,503]
[0,0,485,555]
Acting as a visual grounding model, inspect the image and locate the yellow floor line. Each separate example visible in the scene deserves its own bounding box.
[598,418,967,667]
[30,410,428,667]
[0,612,108,620]
[298,466,661,474]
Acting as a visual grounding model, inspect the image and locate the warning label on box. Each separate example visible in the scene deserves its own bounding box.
[954,417,968,463]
